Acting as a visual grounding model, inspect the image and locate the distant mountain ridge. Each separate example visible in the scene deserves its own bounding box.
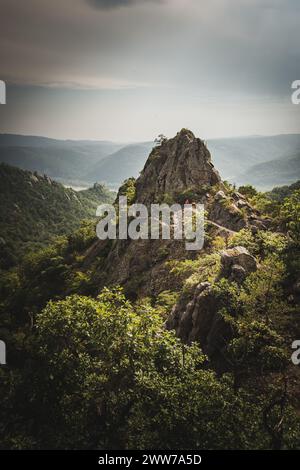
[236,153,300,189]
[0,133,123,148]
[86,142,154,185]
[1,133,300,190]
[209,133,300,179]
[0,134,125,185]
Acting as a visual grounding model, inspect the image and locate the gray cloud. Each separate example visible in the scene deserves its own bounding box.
[87,0,162,9]
[0,0,299,140]
[1,0,299,97]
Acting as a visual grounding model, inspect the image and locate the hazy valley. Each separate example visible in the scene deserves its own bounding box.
[1,132,300,190]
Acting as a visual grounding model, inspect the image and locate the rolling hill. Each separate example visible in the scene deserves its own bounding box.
[85,142,154,184]
[236,153,300,189]
[208,133,300,180]
[0,134,124,185]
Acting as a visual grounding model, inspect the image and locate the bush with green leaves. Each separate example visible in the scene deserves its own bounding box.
[0,287,285,450]
[228,229,287,258]
[168,252,221,293]
[117,178,136,205]
[280,190,300,244]
[238,185,258,199]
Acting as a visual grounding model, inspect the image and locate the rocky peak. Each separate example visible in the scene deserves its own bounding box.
[87,129,267,300]
[135,129,222,204]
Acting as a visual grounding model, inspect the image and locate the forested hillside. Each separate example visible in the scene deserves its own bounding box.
[0,163,114,268]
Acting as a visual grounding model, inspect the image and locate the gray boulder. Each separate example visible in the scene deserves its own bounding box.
[220,246,257,281]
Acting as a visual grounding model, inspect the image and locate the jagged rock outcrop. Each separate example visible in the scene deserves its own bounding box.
[133,129,268,232]
[208,188,267,232]
[135,129,222,204]
[166,246,258,359]
[87,129,265,299]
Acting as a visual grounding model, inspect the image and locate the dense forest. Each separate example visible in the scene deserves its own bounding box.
[0,131,300,450]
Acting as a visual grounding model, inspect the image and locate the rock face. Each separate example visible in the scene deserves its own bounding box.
[219,246,257,283]
[208,189,266,232]
[166,282,227,359]
[135,129,222,204]
[166,246,258,359]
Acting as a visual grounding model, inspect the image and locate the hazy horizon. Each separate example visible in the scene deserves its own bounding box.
[1,129,300,145]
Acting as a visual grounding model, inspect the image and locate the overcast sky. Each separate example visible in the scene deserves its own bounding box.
[0,0,299,141]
